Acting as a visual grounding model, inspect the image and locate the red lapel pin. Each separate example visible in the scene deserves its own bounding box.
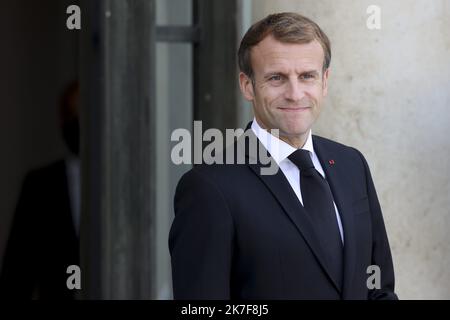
[329,159,335,165]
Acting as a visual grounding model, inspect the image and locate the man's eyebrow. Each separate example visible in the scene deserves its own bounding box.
[263,70,321,78]
[301,70,320,76]
[263,71,286,78]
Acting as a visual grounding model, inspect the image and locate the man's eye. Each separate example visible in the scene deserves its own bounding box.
[269,75,282,81]
[301,74,315,80]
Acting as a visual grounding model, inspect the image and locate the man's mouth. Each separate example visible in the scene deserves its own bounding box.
[277,106,311,112]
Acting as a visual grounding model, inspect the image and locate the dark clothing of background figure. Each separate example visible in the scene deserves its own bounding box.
[0,160,79,299]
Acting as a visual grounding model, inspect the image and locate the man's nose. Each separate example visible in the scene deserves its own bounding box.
[284,79,305,102]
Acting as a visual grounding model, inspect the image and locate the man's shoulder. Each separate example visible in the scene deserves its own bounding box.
[313,134,363,156]
[175,139,257,192]
[312,134,369,170]
[174,162,253,203]
[183,161,251,183]
[312,134,351,150]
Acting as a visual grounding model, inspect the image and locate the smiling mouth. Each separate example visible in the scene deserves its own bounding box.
[278,107,311,112]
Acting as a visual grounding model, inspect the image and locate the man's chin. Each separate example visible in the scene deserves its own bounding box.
[280,127,310,137]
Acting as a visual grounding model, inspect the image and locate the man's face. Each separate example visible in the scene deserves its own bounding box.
[239,35,329,147]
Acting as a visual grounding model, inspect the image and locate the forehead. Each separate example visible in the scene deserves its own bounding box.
[250,36,324,73]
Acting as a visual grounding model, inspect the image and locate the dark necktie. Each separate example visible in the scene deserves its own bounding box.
[288,149,343,289]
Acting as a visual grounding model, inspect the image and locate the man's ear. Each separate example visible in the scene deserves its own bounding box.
[322,68,330,97]
[239,72,255,101]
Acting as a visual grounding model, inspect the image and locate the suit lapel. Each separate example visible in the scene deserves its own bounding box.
[241,127,342,293]
[313,136,357,299]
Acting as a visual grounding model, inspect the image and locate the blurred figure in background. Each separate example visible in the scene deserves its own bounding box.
[0,81,80,299]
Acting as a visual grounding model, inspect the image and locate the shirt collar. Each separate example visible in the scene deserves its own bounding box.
[251,118,315,165]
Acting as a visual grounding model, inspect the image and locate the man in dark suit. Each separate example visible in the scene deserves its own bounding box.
[169,13,397,300]
[0,82,80,299]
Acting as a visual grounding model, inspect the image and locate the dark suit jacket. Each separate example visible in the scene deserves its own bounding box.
[169,125,397,300]
[0,160,79,299]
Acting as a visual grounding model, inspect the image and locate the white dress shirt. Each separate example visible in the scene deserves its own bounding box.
[251,118,344,244]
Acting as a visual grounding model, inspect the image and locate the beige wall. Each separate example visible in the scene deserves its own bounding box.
[252,0,450,299]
